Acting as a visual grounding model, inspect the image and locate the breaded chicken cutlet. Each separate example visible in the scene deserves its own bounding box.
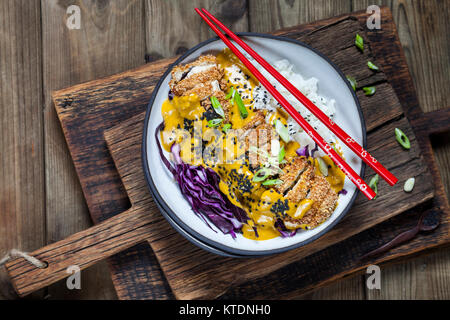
[169,55,231,122]
[283,171,338,229]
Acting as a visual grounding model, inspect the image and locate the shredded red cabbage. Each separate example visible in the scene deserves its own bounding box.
[155,123,248,238]
[296,145,309,157]
[311,143,319,157]
[275,218,297,238]
[338,189,348,195]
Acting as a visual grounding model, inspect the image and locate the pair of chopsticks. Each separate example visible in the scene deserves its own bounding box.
[195,8,397,200]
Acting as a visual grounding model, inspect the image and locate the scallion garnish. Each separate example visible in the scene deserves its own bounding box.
[234,90,248,119]
[367,61,379,71]
[262,179,283,186]
[363,86,376,96]
[253,167,271,182]
[369,174,379,199]
[331,143,339,153]
[355,33,364,52]
[395,128,411,149]
[317,157,329,177]
[222,123,231,133]
[347,76,357,91]
[404,177,415,192]
[225,87,234,99]
[208,118,223,127]
[278,146,285,164]
[275,120,290,143]
[210,96,225,118]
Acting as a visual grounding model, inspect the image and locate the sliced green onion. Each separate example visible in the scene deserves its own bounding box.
[367,61,379,71]
[331,143,339,153]
[369,174,379,199]
[275,120,290,143]
[363,86,376,96]
[253,167,271,182]
[222,123,231,133]
[278,146,285,164]
[355,33,364,52]
[210,96,225,118]
[404,177,415,192]
[317,157,329,177]
[347,76,357,91]
[207,118,222,128]
[225,87,234,99]
[234,90,248,119]
[262,179,283,186]
[395,128,411,149]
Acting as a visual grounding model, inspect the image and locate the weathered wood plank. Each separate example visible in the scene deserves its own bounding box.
[40,0,148,300]
[27,10,432,300]
[53,57,177,300]
[6,82,434,298]
[145,0,249,60]
[6,5,442,300]
[249,0,351,33]
[221,199,448,299]
[99,105,433,300]
[352,0,450,300]
[0,0,45,300]
[248,0,361,299]
[390,0,449,113]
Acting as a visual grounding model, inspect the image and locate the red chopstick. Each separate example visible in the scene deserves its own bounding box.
[199,8,397,187]
[195,8,376,200]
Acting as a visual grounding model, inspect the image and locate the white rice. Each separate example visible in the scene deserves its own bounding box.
[251,59,337,150]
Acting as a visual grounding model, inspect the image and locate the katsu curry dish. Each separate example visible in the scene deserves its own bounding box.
[156,49,346,240]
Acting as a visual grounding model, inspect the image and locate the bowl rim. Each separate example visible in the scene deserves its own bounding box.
[142,32,367,256]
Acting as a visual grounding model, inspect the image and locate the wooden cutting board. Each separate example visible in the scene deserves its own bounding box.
[5,7,450,299]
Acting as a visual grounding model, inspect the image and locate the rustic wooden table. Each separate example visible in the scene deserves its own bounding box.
[0,0,448,300]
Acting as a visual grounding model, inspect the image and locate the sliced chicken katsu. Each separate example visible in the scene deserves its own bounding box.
[242,110,265,130]
[170,55,226,98]
[246,122,275,167]
[275,157,308,194]
[284,175,338,229]
[286,164,314,203]
[238,110,267,165]
[169,55,230,121]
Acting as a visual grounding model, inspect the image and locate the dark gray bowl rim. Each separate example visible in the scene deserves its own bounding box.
[142,32,366,257]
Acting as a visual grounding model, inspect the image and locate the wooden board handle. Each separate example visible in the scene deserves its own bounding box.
[418,107,450,135]
[4,206,152,297]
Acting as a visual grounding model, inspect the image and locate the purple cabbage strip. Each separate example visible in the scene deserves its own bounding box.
[338,189,348,196]
[296,145,309,157]
[275,218,297,238]
[155,123,248,238]
[311,143,319,158]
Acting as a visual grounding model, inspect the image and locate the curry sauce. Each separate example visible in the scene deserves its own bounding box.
[161,50,345,240]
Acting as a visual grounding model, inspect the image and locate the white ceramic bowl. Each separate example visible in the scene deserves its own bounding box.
[142,33,366,256]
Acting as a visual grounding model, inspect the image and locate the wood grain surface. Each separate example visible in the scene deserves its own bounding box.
[1,0,449,300]
[0,0,45,300]
[6,7,445,299]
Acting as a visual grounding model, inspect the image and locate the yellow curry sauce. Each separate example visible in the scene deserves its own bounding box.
[161,49,345,240]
